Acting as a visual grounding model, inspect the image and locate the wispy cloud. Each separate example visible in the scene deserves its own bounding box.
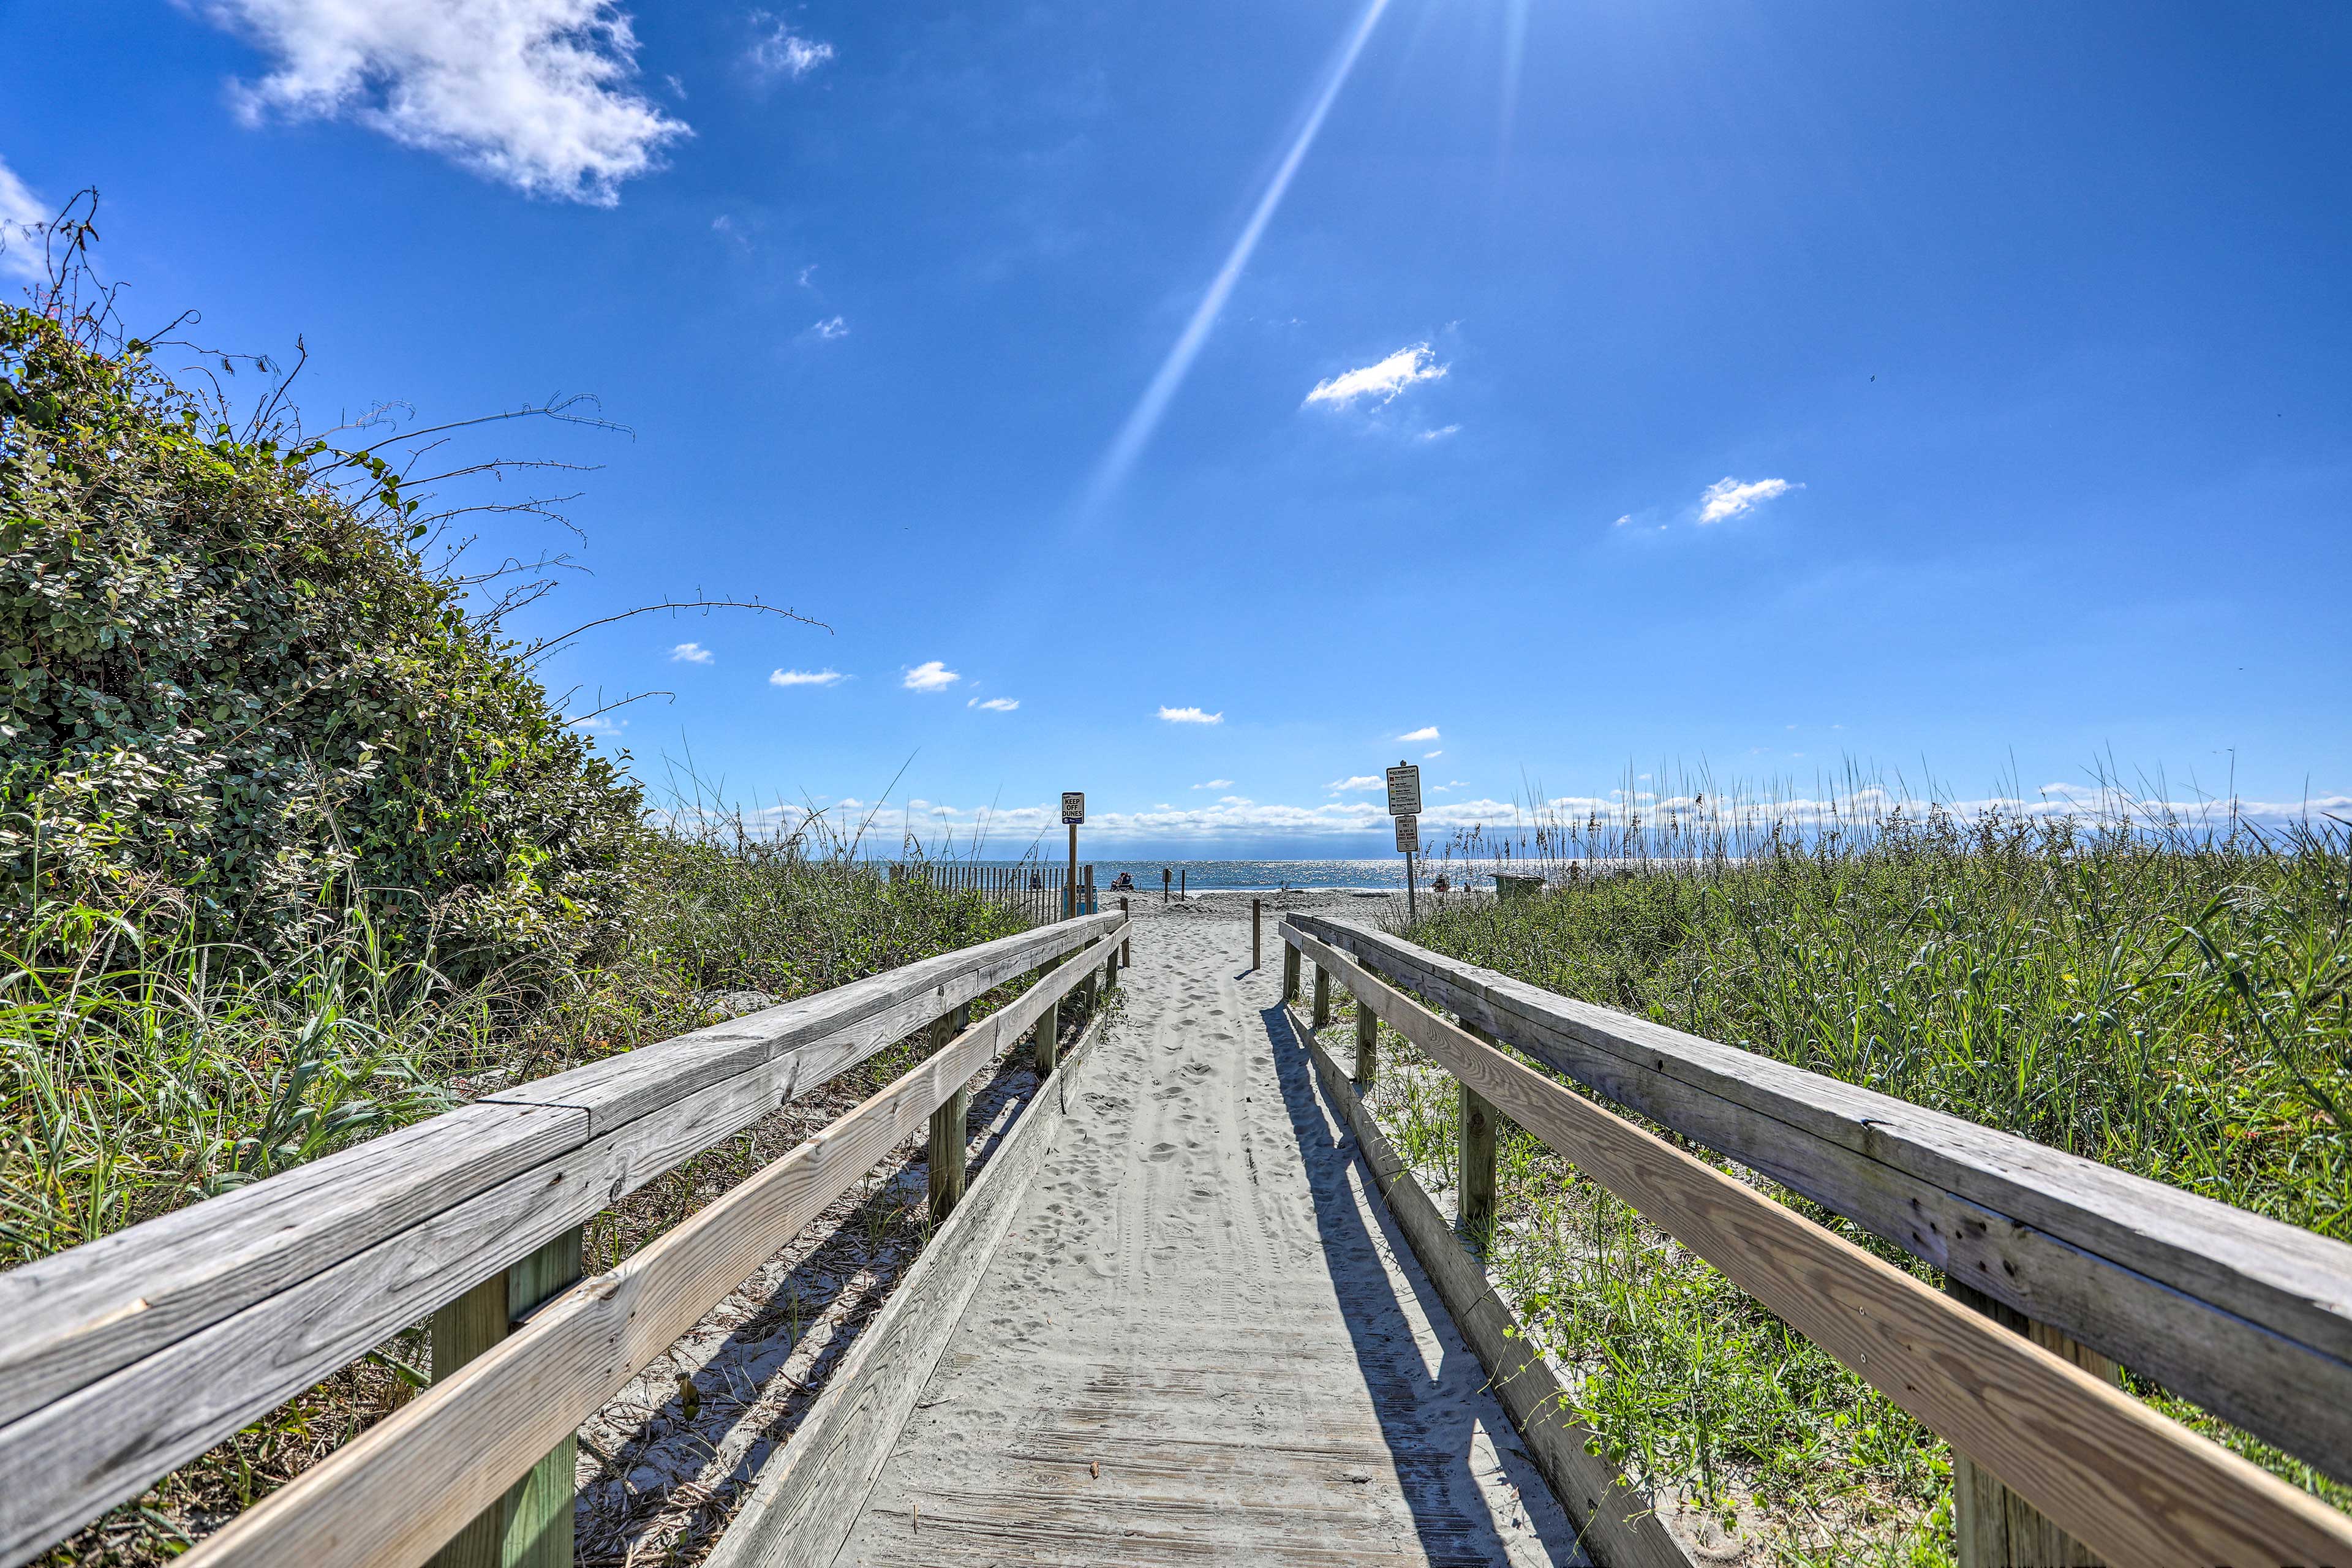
[1327,775,1381,792]
[747,13,834,79]
[771,667,843,687]
[968,696,1019,712]
[1158,706,1223,725]
[809,315,848,340]
[903,660,960,692]
[1303,343,1446,408]
[570,712,626,734]
[1417,423,1461,442]
[0,156,47,282]
[1425,750,1442,759]
[195,0,690,205]
[669,641,713,664]
[1698,475,1801,524]
[1397,726,1439,742]
[1191,779,1234,790]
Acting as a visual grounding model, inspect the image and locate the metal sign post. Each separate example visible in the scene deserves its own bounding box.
[1061,792,1085,918]
[1386,761,1423,922]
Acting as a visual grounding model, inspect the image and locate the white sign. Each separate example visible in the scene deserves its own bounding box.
[1060,791,1086,825]
[1385,763,1422,817]
[1394,814,1420,854]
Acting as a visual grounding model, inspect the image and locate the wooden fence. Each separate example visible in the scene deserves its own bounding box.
[0,910,1130,1568]
[1281,913,2352,1568]
[889,861,1095,924]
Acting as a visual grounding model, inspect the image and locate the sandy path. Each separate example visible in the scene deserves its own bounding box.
[827,893,1585,1567]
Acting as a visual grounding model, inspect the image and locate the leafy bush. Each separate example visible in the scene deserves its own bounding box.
[0,301,643,980]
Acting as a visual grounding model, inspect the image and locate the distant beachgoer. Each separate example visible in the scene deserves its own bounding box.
[1029,870,1042,889]
[1433,874,1450,896]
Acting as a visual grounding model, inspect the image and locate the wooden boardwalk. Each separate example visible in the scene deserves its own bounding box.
[795,913,1577,1566]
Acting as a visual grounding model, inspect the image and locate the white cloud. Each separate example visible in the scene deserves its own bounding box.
[1417,424,1460,442]
[1327,775,1381,792]
[796,263,816,287]
[771,667,843,687]
[903,660,960,692]
[1303,343,1447,408]
[1157,706,1223,724]
[1191,779,1234,790]
[1698,475,1801,524]
[1397,726,1439,742]
[569,712,625,734]
[969,696,1019,712]
[197,0,690,205]
[1218,795,1252,805]
[810,315,848,339]
[1613,514,1633,527]
[0,156,48,283]
[1425,750,1442,759]
[748,14,834,79]
[669,641,712,664]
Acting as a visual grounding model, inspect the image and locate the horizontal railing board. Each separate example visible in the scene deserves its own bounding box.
[1287,923,2352,1568]
[1289,912,2352,1483]
[0,914,1119,1568]
[173,924,1126,1568]
[0,1101,587,1431]
[483,913,1122,1133]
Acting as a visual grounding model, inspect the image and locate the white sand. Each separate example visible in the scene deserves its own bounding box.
[831,891,1586,1566]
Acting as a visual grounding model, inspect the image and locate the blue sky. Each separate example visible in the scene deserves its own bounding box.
[4,1,2347,856]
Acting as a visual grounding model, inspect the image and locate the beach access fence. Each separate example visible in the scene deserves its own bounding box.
[1280,912,2352,1568]
[0,908,1133,1568]
[888,859,1096,924]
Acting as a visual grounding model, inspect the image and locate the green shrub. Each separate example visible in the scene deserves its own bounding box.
[0,303,642,980]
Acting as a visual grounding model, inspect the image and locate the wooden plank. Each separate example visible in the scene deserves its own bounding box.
[1288,913,2352,1482]
[0,916,1118,1440]
[1287,925,2352,1568]
[704,1007,1115,1568]
[1312,963,1331,1027]
[1457,1082,1497,1249]
[928,1005,974,1223]
[1354,1005,1378,1090]
[170,925,1128,1568]
[486,914,1121,1134]
[0,921,1125,1567]
[1291,1008,1691,1568]
[1947,1278,2108,1568]
[0,1101,584,1431]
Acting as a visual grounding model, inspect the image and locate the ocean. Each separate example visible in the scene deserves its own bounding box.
[949,858,1422,892]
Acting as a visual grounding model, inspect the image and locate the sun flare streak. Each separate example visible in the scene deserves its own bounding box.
[1080,0,1393,516]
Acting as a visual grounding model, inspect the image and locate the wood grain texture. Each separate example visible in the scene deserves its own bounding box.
[1293,1008,1693,1568]
[702,1007,1112,1568]
[170,924,1128,1568]
[1288,913,2352,1483]
[1287,925,2352,1568]
[0,1101,582,1431]
[0,917,1122,1568]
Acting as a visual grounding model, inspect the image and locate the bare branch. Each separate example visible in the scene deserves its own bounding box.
[522,598,831,668]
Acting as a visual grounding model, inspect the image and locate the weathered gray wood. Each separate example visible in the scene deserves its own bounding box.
[1354,1005,1379,1090]
[0,1101,584,1431]
[1282,941,1300,1002]
[1458,1081,1497,1250]
[169,926,1128,1568]
[1253,897,1262,968]
[1287,925,2352,1568]
[0,916,1124,1568]
[1288,913,2352,1483]
[704,1008,1114,1568]
[928,1005,974,1223]
[425,1273,510,1568]
[1293,1008,1692,1568]
[1312,963,1330,1027]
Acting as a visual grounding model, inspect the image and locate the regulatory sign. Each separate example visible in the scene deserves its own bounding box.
[1385,763,1422,817]
[1061,791,1086,825]
[1393,814,1420,854]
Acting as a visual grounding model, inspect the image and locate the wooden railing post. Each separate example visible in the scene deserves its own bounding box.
[1037,986,1061,1077]
[1252,899,1262,970]
[428,1228,583,1568]
[927,1003,973,1224]
[1283,940,1300,1002]
[1354,1004,1378,1091]
[1312,964,1331,1028]
[1458,1084,1497,1251]
[1120,897,1131,964]
[1945,1278,2113,1568]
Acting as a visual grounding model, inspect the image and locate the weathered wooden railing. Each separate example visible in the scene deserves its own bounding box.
[1282,913,2352,1568]
[0,909,1129,1568]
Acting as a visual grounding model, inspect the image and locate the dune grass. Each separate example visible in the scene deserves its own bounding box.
[1360,796,2352,1564]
